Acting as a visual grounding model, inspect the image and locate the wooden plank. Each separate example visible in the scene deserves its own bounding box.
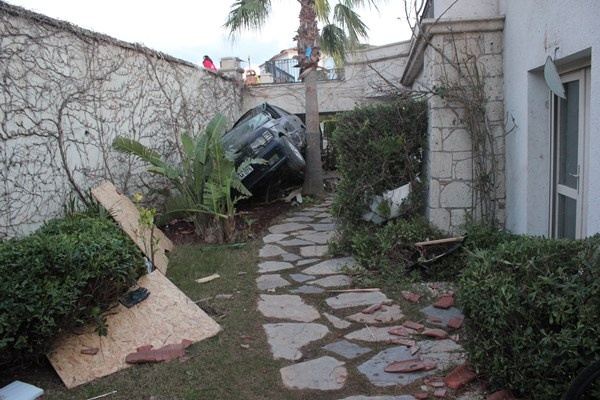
[91,181,173,274]
[47,271,222,389]
[414,236,464,247]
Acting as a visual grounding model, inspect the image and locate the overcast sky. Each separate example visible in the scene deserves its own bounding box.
[6,0,413,70]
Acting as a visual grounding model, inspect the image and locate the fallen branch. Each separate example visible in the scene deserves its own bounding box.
[196,274,220,284]
[415,236,464,247]
[86,391,118,400]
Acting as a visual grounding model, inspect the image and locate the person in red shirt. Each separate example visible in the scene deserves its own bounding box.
[202,55,217,71]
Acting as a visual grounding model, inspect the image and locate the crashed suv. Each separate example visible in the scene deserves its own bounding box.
[222,103,306,190]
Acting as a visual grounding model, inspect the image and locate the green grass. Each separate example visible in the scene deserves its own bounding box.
[0,219,462,399]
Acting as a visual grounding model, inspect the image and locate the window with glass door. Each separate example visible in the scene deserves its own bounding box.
[551,67,590,239]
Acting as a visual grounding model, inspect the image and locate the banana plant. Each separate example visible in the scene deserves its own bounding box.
[113,114,262,242]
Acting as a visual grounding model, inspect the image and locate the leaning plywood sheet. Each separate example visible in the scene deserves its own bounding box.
[92,181,173,274]
[47,271,222,388]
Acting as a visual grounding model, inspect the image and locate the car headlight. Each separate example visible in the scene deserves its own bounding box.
[250,130,275,152]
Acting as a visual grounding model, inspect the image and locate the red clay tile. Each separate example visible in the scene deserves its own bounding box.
[486,390,516,400]
[384,359,426,373]
[444,364,476,389]
[447,317,464,329]
[361,302,383,314]
[428,316,442,323]
[403,320,425,331]
[126,339,193,364]
[388,327,411,337]
[414,393,429,399]
[80,347,99,355]
[425,376,446,388]
[433,295,455,309]
[422,328,449,339]
[433,388,447,398]
[401,291,421,303]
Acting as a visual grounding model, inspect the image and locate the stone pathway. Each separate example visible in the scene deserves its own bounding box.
[256,196,486,399]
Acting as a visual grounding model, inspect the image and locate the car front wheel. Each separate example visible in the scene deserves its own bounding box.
[281,136,306,172]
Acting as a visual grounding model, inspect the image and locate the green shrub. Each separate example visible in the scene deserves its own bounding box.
[0,214,145,365]
[331,99,427,234]
[459,234,600,399]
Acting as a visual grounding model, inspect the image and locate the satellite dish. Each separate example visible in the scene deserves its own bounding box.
[544,55,566,99]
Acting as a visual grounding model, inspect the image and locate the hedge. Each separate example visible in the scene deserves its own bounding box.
[0,214,145,365]
[459,234,600,399]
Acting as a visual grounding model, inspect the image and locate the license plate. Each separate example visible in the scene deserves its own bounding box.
[237,164,254,180]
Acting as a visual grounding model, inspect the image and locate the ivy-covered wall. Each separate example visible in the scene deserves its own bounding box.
[0,2,243,239]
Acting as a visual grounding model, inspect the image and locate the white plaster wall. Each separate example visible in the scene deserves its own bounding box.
[433,0,504,19]
[503,0,600,236]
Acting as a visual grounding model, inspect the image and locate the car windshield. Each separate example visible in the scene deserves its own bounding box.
[222,112,272,151]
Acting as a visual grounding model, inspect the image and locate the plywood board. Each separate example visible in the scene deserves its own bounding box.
[91,181,173,274]
[47,271,222,388]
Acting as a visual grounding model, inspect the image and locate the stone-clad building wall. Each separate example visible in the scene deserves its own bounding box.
[419,18,506,233]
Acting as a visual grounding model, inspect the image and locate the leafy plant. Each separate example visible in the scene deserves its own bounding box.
[0,214,145,366]
[459,234,600,399]
[113,114,259,243]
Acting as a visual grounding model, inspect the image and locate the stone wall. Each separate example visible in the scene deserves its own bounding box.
[0,3,242,238]
[242,41,411,114]
[421,18,505,233]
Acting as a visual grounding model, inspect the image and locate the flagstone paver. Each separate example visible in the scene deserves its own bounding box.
[264,323,330,360]
[323,312,353,329]
[256,274,291,291]
[326,292,391,309]
[281,253,302,262]
[280,356,347,390]
[258,261,295,273]
[296,231,336,244]
[259,244,288,258]
[323,340,372,359]
[254,195,482,399]
[284,216,315,222]
[346,304,404,324]
[296,258,321,266]
[299,245,329,257]
[289,285,325,294]
[258,294,320,322]
[301,257,356,275]
[276,238,315,246]
[289,273,315,283]
[357,346,433,387]
[345,325,415,342]
[269,222,309,234]
[308,274,352,288]
[421,305,465,327]
[262,233,288,243]
[309,223,336,231]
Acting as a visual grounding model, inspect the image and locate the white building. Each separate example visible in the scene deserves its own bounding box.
[401,0,599,238]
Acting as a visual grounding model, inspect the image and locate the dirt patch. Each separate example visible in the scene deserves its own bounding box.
[161,198,294,245]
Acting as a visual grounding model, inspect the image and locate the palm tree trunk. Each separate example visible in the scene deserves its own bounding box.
[298,0,324,195]
[302,68,324,194]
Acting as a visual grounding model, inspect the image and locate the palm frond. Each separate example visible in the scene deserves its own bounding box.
[112,137,162,163]
[320,24,348,66]
[224,0,272,37]
[341,0,383,12]
[315,0,331,23]
[333,2,369,45]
